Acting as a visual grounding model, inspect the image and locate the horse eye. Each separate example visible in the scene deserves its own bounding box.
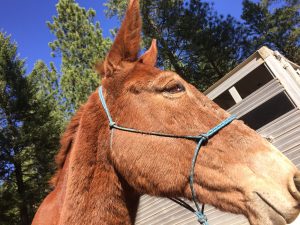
[163,83,185,94]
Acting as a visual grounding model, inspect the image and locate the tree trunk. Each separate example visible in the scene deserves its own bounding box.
[14,160,30,225]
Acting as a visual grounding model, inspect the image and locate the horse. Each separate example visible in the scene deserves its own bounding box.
[32,0,300,224]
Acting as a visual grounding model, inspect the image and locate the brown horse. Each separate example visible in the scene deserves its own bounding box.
[32,0,300,224]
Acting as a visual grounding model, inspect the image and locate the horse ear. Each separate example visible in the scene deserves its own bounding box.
[97,0,142,78]
[139,39,158,66]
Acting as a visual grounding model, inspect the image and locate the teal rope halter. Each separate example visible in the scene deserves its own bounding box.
[98,86,236,225]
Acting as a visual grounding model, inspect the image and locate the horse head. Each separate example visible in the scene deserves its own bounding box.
[97,0,300,224]
[33,0,300,224]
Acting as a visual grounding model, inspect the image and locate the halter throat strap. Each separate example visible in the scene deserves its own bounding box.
[98,86,236,225]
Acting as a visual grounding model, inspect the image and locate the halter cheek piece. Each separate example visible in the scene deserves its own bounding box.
[98,86,236,225]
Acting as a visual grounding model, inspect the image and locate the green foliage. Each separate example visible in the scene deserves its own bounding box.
[261,0,299,7]
[104,0,128,20]
[48,0,111,112]
[242,0,300,64]
[0,33,64,225]
[0,182,19,225]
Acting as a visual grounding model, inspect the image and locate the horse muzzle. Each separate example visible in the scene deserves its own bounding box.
[248,170,300,225]
[244,145,300,225]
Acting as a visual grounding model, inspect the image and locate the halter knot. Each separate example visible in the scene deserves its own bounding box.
[195,211,208,225]
[109,121,116,128]
[199,134,209,142]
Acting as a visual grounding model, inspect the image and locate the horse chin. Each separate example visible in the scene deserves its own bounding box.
[248,212,286,225]
[247,192,299,225]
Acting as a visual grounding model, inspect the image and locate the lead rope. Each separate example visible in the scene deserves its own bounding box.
[98,86,236,225]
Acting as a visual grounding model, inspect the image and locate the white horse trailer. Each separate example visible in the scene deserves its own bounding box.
[135,46,300,225]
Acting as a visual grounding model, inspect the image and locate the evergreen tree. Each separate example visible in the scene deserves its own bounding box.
[26,60,65,201]
[0,33,63,225]
[0,32,32,225]
[242,0,300,64]
[48,0,111,112]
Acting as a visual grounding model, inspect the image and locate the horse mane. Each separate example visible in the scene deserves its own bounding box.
[50,105,85,187]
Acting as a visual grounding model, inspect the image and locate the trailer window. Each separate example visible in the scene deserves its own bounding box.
[240,92,295,130]
[213,90,235,110]
[235,64,274,99]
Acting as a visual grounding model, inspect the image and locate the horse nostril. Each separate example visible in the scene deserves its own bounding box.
[294,173,300,193]
[289,172,300,201]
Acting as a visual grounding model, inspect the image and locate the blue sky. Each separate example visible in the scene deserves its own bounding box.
[0,0,248,74]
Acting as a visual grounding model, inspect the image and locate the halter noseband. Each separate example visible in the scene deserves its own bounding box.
[98,86,235,225]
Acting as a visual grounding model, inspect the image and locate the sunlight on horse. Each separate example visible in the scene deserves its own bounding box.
[32,0,300,224]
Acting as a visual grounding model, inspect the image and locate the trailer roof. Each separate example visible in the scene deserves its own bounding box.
[204,46,300,95]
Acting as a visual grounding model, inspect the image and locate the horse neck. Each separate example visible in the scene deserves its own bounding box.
[58,91,139,225]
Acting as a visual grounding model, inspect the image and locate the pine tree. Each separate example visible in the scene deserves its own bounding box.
[0,32,32,225]
[26,60,65,203]
[0,33,64,225]
[48,0,111,113]
[242,0,300,64]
